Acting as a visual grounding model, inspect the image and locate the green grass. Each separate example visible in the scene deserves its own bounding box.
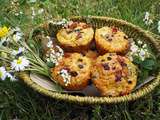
[0,0,160,119]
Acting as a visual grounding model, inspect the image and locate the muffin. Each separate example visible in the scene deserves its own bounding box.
[91,53,137,97]
[57,21,94,52]
[95,26,129,54]
[51,53,92,90]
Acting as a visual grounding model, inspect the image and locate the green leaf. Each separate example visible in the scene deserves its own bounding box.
[133,56,142,64]
[138,69,149,83]
[140,58,156,70]
[46,61,55,68]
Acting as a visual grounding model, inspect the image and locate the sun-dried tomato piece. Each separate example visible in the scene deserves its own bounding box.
[69,22,78,29]
[117,56,127,67]
[112,27,118,33]
[115,71,122,82]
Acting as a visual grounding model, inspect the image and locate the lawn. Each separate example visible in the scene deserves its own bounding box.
[0,0,160,119]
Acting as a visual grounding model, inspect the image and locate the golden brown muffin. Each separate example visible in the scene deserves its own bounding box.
[51,53,92,90]
[57,22,94,52]
[91,53,137,97]
[95,26,129,54]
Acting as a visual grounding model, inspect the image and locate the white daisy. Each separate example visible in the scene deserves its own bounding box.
[11,57,30,71]
[6,73,17,81]
[0,67,16,81]
[31,7,36,19]
[13,32,23,42]
[11,27,23,40]
[11,47,25,56]
[0,67,7,80]
[143,12,149,21]
[0,36,10,46]
[13,27,21,33]
[143,12,150,22]
[143,12,153,25]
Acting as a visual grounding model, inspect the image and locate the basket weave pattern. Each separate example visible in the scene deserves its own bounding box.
[19,16,160,104]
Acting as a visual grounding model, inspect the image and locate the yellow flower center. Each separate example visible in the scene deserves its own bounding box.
[17,58,22,64]
[0,26,9,38]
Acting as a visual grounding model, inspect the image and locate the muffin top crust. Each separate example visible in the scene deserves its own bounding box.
[57,22,94,47]
[91,53,137,96]
[95,26,129,54]
[51,53,92,90]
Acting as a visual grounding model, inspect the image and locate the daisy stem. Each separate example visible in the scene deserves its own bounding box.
[29,63,49,72]
[0,49,11,54]
[20,41,46,67]
[27,58,43,66]
[5,38,51,77]
[25,68,50,77]
[30,64,49,74]
[0,57,11,63]
[28,58,50,73]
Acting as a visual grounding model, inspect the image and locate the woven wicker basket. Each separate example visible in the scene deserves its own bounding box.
[19,16,160,104]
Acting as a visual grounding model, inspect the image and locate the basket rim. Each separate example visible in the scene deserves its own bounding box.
[20,16,160,104]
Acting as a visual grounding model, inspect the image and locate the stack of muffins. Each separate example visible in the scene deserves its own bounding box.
[50,21,137,97]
